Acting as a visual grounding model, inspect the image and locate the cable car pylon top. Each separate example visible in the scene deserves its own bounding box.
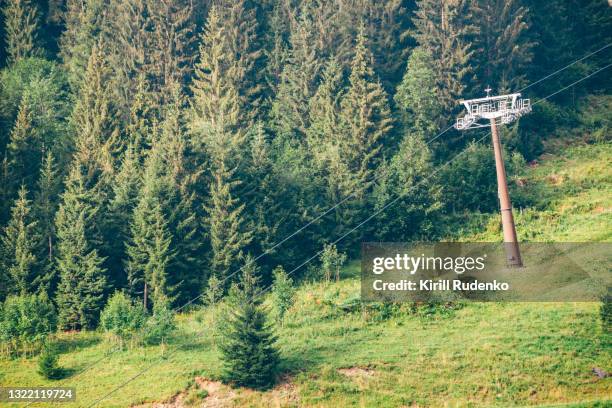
[454,87,532,130]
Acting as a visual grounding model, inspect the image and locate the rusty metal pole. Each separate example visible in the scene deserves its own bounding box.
[490,118,523,267]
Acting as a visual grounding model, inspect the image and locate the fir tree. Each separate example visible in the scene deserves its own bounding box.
[472,0,535,92]
[191,5,252,288]
[1,186,38,296]
[306,57,345,164]
[394,47,447,157]
[103,0,151,121]
[207,159,252,288]
[216,0,265,125]
[126,95,201,306]
[147,0,195,106]
[339,29,392,182]
[218,258,279,389]
[71,42,120,183]
[33,152,62,295]
[55,167,107,330]
[334,30,392,243]
[59,0,108,92]
[126,198,174,308]
[107,143,141,289]
[411,0,476,113]
[372,133,440,242]
[189,5,247,151]
[269,10,323,143]
[2,0,42,64]
[6,96,40,195]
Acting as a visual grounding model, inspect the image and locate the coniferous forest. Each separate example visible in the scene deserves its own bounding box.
[0,0,611,405]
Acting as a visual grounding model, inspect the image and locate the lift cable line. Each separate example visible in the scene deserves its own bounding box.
[517,42,611,93]
[46,52,611,408]
[532,62,612,106]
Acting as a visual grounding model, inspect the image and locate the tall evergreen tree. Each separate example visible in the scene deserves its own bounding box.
[126,192,174,308]
[306,57,344,164]
[218,257,279,389]
[33,151,62,293]
[216,0,265,125]
[395,47,446,156]
[269,8,323,143]
[339,29,392,180]
[1,186,39,296]
[6,96,39,195]
[127,91,201,306]
[107,143,141,289]
[59,0,108,92]
[147,0,195,106]
[411,0,476,113]
[2,0,42,64]
[55,166,107,330]
[191,5,252,288]
[472,0,534,92]
[103,0,151,121]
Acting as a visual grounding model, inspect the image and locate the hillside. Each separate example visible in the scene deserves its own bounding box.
[1,119,610,407]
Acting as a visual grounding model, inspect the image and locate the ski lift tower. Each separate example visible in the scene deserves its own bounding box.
[455,88,532,267]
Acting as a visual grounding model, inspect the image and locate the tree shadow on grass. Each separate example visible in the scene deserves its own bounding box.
[55,335,101,354]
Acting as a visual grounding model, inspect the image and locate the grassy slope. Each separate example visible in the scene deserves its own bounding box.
[1,123,611,407]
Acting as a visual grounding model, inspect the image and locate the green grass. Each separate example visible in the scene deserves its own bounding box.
[448,141,611,243]
[1,115,611,407]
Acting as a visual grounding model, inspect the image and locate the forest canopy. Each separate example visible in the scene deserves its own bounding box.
[0,0,610,330]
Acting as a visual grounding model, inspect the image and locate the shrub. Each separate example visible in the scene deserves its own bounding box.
[143,296,176,346]
[271,266,295,325]
[0,293,57,355]
[320,244,347,282]
[38,342,63,379]
[100,292,146,348]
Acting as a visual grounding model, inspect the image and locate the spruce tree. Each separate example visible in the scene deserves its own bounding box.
[306,57,344,164]
[216,0,265,125]
[372,133,440,242]
[33,152,62,295]
[334,30,392,243]
[207,159,252,288]
[411,0,476,113]
[339,29,392,182]
[59,0,108,92]
[126,94,201,306]
[2,0,42,64]
[147,0,195,106]
[472,0,535,92]
[125,194,174,308]
[1,186,38,296]
[269,10,323,143]
[218,257,279,389]
[103,0,151,121]
[55,167,107,330]
[6,96,40,196]
[395,47,445,156]
[107,143,141,289]
[70,42,121,286]
[191,5,252,287]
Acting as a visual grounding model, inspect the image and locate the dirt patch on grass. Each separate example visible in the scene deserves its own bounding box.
[131,377,235,408]
[132,375,300,408]
[194,377,236,407]
[338,366,375,378]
